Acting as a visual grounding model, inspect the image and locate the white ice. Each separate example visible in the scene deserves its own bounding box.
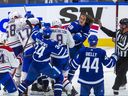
[0,47,128,96]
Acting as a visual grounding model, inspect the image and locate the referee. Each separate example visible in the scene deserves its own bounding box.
[98,18,128,95]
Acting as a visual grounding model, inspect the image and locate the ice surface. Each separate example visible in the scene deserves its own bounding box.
[0,47,128,96]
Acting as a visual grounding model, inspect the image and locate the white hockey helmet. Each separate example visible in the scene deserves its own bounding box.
[52,19,62,27]
[9,11,22,19]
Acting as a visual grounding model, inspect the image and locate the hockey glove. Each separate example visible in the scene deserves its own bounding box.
[73,33,82,43]
[24,11,34,19]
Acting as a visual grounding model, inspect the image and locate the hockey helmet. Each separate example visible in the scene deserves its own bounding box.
[10,11,22,19]
[52,19,62,27]
[43,27,52,38]
[119,18,128,26]
[88,35,98,46]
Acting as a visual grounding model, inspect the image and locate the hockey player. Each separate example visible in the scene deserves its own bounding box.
[11,12,41,95]
[69,35,118,96]
[31,19,76,95]
[67,12,94,81]
[0,40,20,96]
[50,19,79,95]
[33,19,76,95]
[14,16,40,81]
[18,27,66,96]
[6,11,23,85]
[67,12,94,59]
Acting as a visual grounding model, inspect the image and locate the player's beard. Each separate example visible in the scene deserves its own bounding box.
[79,21,85,26]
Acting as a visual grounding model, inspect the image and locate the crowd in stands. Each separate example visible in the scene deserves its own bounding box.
[0,0,128,4]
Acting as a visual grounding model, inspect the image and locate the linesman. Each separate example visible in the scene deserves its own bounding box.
[98,18,128,95]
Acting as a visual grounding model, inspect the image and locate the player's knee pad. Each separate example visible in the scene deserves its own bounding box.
[54,73,63,84]
[21,72,27,81]
[51,67,63,83]
[7,91,18,96]
[50,66,62,79]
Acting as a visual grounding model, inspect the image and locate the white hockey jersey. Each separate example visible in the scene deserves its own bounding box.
[51,27,75,48]
[15,18,34,51]
[6,20,22,48]
[0,45,20,73]
[50,27,75,58]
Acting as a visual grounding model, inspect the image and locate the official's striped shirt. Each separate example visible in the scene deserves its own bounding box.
[101,26,128,57]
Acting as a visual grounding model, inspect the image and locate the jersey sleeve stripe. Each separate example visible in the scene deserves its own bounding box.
[58,47,64,55]
[72,59,79,66]
[105,59,113,67]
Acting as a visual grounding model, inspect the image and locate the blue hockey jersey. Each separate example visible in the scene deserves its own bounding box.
[70,46,117,85]
[31,30,68,63]
[68,20,90,46]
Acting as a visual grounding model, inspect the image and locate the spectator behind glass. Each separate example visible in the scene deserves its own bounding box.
[79,0,97,2]
[72,0,79,2]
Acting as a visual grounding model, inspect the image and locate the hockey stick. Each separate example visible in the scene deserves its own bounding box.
[115,0,119,47]
[22,5,33,54]
[115,0,119,32]
[112,0,119,41]
[24,5,27,13]
[113,0,119,73]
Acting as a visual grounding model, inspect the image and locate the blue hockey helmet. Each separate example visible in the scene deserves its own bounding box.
[88,35,98,46]
[43,27,52,38]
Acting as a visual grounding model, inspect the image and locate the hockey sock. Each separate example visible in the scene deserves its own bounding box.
[18,80,32,94]
[18,82,27,94]
[54,74,63,96]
